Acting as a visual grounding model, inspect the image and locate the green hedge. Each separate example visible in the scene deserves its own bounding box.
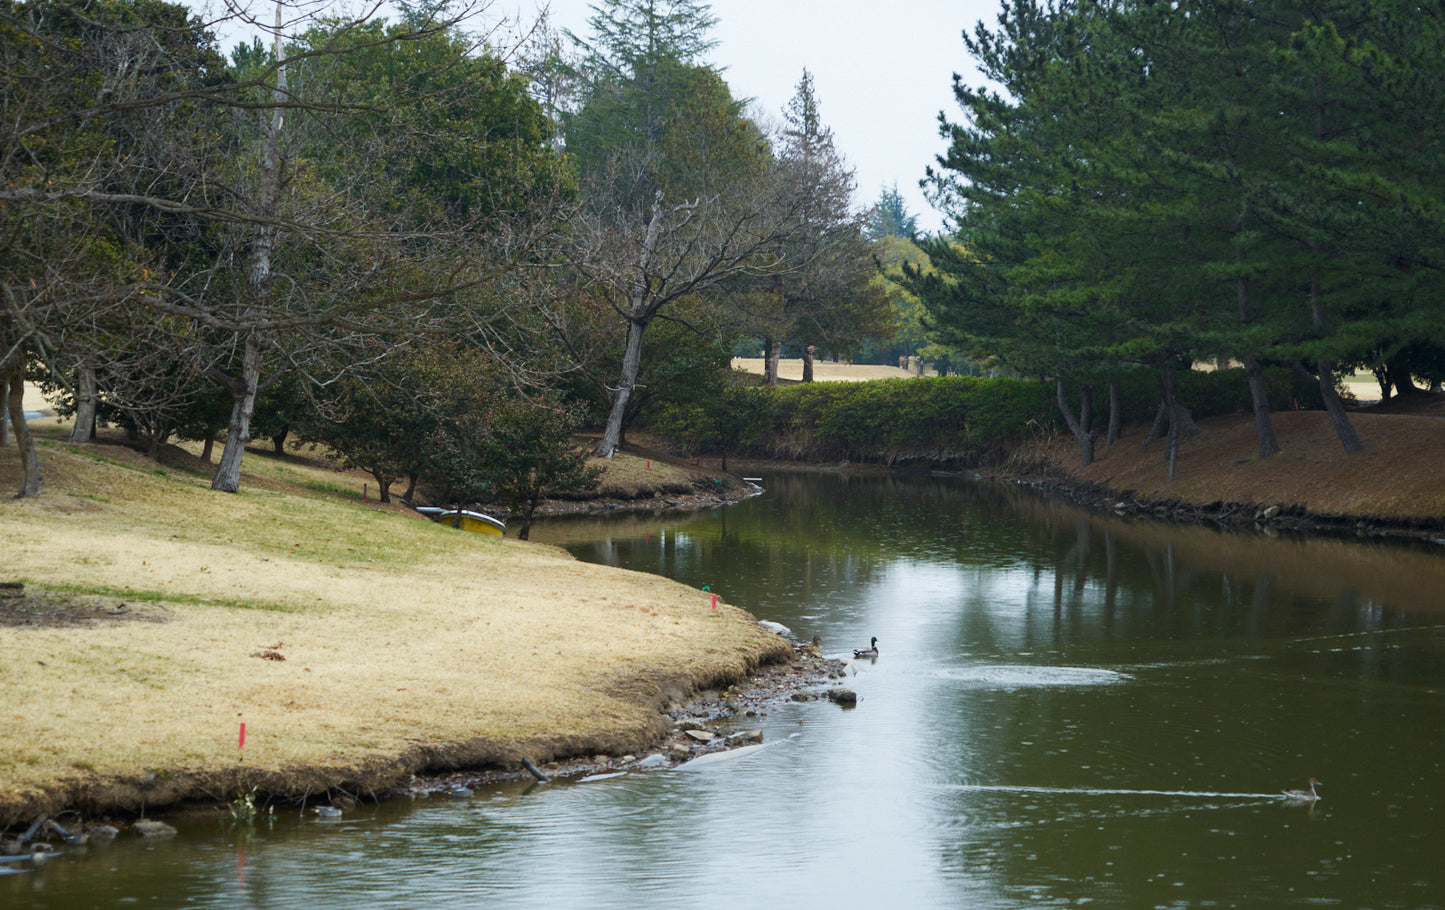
[641,367,1324,466]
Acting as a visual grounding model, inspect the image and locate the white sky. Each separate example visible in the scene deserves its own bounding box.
[208,0,1005,233]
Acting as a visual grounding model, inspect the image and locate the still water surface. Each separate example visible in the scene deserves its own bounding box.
[8,473,1445,908]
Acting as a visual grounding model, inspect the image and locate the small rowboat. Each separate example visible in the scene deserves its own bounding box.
[423,508,506,536]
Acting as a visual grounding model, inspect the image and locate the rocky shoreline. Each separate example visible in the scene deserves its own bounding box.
[390,637,855,797]
[1006,470,1445,544]
[0,631,854,850]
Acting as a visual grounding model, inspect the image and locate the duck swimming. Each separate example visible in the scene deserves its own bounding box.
[853,637,879,658]
[1282,778,1321,802]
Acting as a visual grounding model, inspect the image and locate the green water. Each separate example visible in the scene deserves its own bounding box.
[8,473,1444,908]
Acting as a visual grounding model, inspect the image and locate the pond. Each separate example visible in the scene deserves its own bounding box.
[7,472,1445,908]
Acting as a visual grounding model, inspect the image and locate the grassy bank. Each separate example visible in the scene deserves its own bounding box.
[0,421,790,825]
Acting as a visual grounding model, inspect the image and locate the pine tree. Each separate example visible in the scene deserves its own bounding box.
[569,0,719,79]
[868,183,919,240]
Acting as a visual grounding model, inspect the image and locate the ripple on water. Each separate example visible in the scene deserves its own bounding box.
[933,665,1131,688]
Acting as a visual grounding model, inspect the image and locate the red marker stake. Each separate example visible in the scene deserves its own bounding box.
[239,723,246,750]
[711,593,718,610]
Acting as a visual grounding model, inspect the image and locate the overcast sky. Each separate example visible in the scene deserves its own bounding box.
[515,0,1003,233]
[210,0,1006,233]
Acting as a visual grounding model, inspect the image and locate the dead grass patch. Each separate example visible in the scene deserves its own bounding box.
[1037,404,1445,524]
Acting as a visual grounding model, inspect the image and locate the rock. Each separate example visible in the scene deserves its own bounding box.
[447,788,473,799]
[675,719,707,732]
[86,824,120,840]
[1262,505,1282,519]
[729,730,764,745]
[826,688,858,707]
[757,620,793,637]
[314,805,344,818]
[633,753,669,768]
[131,820,177,838]
[683,729,715,743]
[592,754,611,764]
[668,743,693,760]
[791,692,818,702]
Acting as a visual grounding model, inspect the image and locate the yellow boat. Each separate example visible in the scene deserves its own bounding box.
[436,510,506,536]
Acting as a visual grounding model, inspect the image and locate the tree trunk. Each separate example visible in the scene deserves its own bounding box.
[211,13,287,494]
[403,472,418,504]
[1145,397,1169,446]
[1385,354,1417,398]
[1106,382,1121,447]
[69,363,98,444]
[1307,287,1363,453]
[6,366,42,497]
[270,424,289,455]
[147,420,171,459]
[1242,353,1279,458]
[763,336,780,386]
[1235,266,1278,458]
[802,344,815,383]
[369,469,393,504]
[1372,364,1391,401]
[1316,359,1364,453]
[0,378,8,448]
[593,315,648,457]
[1163,370,1181,482]
[518,493,540,541]
[212,334,264,493]
[201,433,215,463]
[1056,378,1096,468]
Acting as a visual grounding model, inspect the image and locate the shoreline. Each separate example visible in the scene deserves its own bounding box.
[0,636,847,846]
[399,644,852,797]
[6,403,1442,840]
[1,430,809,835]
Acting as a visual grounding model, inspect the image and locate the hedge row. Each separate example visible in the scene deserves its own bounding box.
[642,367,1325,466]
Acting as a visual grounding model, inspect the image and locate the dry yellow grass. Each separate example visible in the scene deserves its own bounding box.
[1039,405,1445,523]
[0,425,789,823]
[730,358,928,382]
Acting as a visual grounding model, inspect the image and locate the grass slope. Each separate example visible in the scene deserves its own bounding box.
[1034,398,1445,525]
[0,426,788,823]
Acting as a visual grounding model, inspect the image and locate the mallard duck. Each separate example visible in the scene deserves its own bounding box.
[1282,777,1321,802]
[853,637,879,658]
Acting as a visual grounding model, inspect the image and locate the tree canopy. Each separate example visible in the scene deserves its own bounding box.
[913,0,1445,468]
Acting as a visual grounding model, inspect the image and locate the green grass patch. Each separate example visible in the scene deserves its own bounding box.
[36,582,304,613]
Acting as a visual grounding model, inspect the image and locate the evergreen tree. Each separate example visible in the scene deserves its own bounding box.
[757,69,889,382]
[868,183,919,240]
[569,0,718,80]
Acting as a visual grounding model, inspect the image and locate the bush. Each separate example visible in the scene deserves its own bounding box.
[638,366,1325,467]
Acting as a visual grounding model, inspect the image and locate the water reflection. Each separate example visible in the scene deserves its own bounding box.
[7,473,1444,909]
